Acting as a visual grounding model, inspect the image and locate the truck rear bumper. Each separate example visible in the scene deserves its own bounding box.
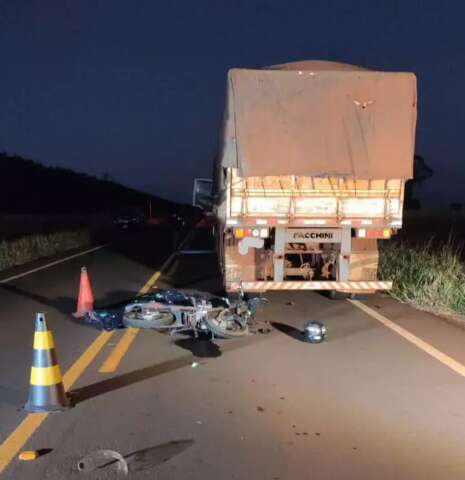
[228,280,392,293]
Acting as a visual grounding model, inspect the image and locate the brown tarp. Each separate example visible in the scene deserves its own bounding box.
[220,61,417,179]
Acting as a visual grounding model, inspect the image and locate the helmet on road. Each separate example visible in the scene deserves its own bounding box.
[303,322,326,343]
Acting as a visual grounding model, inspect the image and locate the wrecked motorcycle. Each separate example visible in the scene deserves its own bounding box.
[121,289,267,339]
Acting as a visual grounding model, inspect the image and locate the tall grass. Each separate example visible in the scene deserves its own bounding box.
[0,229,91,271]
[379,239,465,316]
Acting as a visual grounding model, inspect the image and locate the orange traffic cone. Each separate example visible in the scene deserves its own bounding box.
[73,266,94,318]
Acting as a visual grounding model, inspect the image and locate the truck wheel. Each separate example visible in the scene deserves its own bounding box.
[328,290,350,300]
[348,293,369,301]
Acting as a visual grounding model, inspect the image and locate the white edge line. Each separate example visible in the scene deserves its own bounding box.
[0,243,110,284]
[349,299,465,378]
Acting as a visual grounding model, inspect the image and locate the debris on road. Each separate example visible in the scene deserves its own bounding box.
[77,449,128,475]
[80,288,268,340]
[83,309,124,331]
[18,451,39,461]
[191,362,199,368]
[257,406,265,412]
[122,289,257,338]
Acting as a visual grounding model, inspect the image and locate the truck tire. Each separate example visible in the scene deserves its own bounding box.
[349,293,369,301]
[328,290,350,300]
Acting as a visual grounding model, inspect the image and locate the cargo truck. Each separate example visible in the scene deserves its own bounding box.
[212,60,417,295]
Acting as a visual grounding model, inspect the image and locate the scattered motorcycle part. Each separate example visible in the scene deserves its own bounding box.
[77,449,128,475]
[19,451,39,461]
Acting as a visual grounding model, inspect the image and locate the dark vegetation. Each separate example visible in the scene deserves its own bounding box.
[0,152,203,243]
[0,152,202,269]
[404,154,433,211]
[380,155,465,318]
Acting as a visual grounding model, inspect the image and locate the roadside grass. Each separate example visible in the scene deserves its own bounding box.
[0,229,91,271]
[379,239,465,316]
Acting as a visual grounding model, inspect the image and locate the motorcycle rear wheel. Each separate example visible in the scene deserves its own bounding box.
[204,310,249,339]
[122,309,176,329]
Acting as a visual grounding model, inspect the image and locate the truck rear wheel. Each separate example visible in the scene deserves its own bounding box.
[328,290,350,300]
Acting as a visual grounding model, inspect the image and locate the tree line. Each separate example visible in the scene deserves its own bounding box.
[0,152,174,214]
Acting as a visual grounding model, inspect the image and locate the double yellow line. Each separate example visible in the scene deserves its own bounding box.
[0,330,114,474]
[97,228,193,374]
[98,270,164,373]
[0,247,178,475]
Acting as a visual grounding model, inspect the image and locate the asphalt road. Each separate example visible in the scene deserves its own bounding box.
[2,225,465,479]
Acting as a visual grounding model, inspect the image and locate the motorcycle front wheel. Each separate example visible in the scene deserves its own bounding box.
[204,309,249,339]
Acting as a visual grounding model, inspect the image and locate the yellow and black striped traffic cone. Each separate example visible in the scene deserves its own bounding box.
[25,313,71,413]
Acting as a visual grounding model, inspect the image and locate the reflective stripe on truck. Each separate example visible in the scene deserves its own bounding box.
[229,281,392,292]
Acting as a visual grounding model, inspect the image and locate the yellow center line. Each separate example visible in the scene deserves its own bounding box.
[0,330,113,475]
[62,331,114,389]
[349,300,465,378]
[97,246,181,374]
[0,228,193,475]
[98,328,139,373]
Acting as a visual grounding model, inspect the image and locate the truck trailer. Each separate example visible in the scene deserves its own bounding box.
[213,60,417,295]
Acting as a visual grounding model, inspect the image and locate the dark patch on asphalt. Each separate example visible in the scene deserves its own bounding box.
[0,283,137,319]
[174,337,222,358]
[71,330,275,404]
[0,385,27,406]
[70,355,195,404]
[37,448,53,457]
[271,321,306,342]
[126,439,194,472]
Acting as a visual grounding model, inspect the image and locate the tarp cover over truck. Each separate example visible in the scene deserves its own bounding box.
[219,60,417,179]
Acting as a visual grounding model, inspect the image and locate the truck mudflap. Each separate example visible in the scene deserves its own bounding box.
[228,281,392,292]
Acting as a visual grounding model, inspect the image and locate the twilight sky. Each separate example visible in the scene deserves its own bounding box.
[0,0,464,205]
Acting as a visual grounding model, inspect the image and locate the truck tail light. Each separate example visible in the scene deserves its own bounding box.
[235,227,269,239]
[357,229,391,239]
[234,228,244,239]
